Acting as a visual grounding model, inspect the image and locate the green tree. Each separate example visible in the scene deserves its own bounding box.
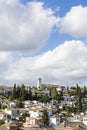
[57,91,63,101]
[42,109,49,126]
[85,101,87,110]
[51,87,57,99]
[76,84,81,97]
[82,86,87,98]
[28,88,32,100]
[21,84,26,100]
[19,116,24,122]
[1,104,7,109]
[75,84,82,112]
[0,120,5,126]
[78,96,82,112]
[0,103,1,109]
[33,91,38,100]
[16,85,21,99]
[12,84,17,99]
[71,103,76,113]
[16,99,24,108]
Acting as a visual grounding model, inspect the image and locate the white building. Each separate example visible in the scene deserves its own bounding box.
[23,117,41,128]
[82,116,87,126]
[49,115,60,127]
[29,109,42,118]
[4,108,20,119]
[9,102,16,108]
[0,111,6,120]
[67,116,80,122]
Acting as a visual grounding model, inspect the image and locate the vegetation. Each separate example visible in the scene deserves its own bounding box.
[0,120,5,126]
[42,109,49,126]
[1,83,87,117]
[16,98,24,108]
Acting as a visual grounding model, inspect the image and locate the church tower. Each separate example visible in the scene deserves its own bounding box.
[37,77,42,88]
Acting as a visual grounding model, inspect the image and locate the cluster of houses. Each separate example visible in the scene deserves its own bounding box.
[0,83,87,130]
[0,97,87,130]
[0,100,59,126]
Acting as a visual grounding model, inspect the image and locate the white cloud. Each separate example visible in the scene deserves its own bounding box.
[0,51,12,85]
[59,5,87,37]
[0,0,57,53]
[4,40,87,86]
[0,52,12,63]
[1,2,87,86]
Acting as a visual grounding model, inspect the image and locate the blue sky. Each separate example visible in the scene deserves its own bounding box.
[21,0,87,55]
[0,0,87,86]
[21,0,87,18]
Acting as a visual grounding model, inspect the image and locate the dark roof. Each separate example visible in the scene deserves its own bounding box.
[65,121,87,129]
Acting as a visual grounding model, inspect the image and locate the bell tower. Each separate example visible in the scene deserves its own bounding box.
[37,77,42,88]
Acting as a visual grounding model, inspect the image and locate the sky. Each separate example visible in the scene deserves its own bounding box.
[0,0,87,87]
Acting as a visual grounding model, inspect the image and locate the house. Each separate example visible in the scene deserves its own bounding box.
[29,108,42,118]
[0,110,10,122]
[9,102,16,108]
[32,100,38,104]
[0,111,6,120]
[63,95,72,103]
[29,103,53,118]
[67,114,87,126]
[81,116,87,126]
[51,100,58,106]
[42,89,50,97]
[55,122,80,130]
[5,87,13,92]
[7,122,19,130]
[4,108,20,120]
[23,117,40,128]
[49,115,60,127]
[0,121,22,130]
[67,117,80,123]
[0,122,55,130]
[47,108,53,117]
[64,121,87,129]
[24,100,32,108]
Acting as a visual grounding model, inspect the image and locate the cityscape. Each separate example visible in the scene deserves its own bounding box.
[0,0,87,130]
[0,78,86,130]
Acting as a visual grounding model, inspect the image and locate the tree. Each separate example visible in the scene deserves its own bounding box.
[82,86,87,98]
[76,84,81,97]
[12,84,17,99]
[71,103,76,113]
[21,84,26,100]
[28,88,32,100]
[0,120,5,126]
[42,109,49,126]
[51,87,57,99]
[57,91,63,101]
[33,91,38,100]
[0,103,1,109]
[78,96,82,112]
[1,104,7,109]
[16,99,24,108]
[16,85,21,99]
[75,84,82,112]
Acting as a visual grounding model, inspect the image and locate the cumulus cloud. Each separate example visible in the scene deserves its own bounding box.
[4,40,87,86]
[0,0,57,52]
[59,5,87,37]
[0,52,12,63]
[0,52,12,84]
[1,2,87,86]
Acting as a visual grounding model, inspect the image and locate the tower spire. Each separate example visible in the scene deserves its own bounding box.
[37,77,42,88]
